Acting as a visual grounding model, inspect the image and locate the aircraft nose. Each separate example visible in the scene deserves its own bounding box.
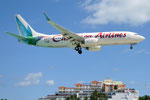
[139,35,145,41]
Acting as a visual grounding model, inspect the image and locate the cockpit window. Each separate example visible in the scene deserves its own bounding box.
[134,33,138,35]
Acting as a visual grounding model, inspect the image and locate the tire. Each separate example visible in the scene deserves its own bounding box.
[130,46,133,49]
[75,47,79,51]
[78,50,82,54]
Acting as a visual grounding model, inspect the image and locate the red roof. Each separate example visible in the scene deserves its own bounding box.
[91,81,101,84]
[59,86,75,90]
[59,86,66,89]
[75,83,83,87]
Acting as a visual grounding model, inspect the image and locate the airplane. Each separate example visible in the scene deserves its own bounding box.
[7,13,145,54]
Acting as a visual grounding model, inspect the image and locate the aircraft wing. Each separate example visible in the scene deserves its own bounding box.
[43,13,85,45]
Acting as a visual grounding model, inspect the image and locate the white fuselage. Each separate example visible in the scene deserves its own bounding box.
[36,31,145,48]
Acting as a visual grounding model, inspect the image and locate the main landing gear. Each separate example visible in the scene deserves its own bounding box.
[75,44,82,54]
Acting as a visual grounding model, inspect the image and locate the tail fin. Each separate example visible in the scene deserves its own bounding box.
[15,14,40,37]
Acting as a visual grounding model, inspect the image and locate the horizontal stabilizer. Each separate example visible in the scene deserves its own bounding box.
[6,32,27,40]
[6,32,42,45]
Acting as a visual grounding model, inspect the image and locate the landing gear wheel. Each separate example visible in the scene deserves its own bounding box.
[75,47,79,51]
[130,44,133,49]
[75,44,82,54]
[78,50,82,54]
[130,46,133,49]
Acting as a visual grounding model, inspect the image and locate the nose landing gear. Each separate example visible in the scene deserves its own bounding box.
[130,44,133,49]
[130,43,136,49]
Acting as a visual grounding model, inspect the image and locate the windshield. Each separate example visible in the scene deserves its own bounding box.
[134,33,139,35]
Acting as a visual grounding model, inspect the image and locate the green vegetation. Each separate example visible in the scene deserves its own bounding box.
[66,95,80,100]
[51,98,56,100]
[139,95,150,100]
[90,90,108,100]
[84,96,88,100]
[114,85,118,90]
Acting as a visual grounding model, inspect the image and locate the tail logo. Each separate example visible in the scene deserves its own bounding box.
[16,17,32,37]
[26,26,32,37]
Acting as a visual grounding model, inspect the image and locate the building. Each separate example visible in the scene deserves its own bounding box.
[103,79,126,92]
[108,89,139,100]
[39,79,139,100]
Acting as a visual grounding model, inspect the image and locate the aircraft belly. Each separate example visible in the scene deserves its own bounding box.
[36,39,70,48]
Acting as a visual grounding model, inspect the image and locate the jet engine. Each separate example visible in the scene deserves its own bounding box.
[86,46,102,51]
[84,38,99,47]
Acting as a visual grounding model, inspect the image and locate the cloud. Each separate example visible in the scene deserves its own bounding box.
[80,0,92,7]
[112,68,120,72]
[46,80,54,86]
[129,81,135,85]
[77,81,85,84]
[0,75,3,78]
[81,0,150,26]
[122,49,150,55]
[48,66,56,69]
[145,82,150,89]
[122,49,132,53]
[52,0,60,2]
[15,72,42,87]
[135,49,150,55]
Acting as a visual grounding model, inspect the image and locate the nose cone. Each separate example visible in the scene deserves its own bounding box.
[140,36,145,41]
[139,36,145,41]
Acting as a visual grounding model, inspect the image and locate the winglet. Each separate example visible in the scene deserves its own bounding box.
[43,12,51,21]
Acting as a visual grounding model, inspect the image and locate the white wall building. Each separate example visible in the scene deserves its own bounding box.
[108,91,139,100]
[39,80,139,100]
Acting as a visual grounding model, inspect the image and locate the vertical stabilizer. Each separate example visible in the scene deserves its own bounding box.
[15,14,40,37]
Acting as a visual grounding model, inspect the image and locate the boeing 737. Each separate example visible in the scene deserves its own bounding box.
[7,13,145,54]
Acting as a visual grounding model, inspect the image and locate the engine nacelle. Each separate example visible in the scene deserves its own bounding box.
[86,46,102,51]
[84,38,99,47]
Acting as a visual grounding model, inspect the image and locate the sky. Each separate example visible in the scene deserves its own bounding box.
[0,0,150,100]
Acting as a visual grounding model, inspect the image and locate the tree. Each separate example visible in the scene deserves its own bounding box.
[65,95,80,100]
[51,98,56,100]
[90,90,108,100]
[84,97,88,100]
[114,85,118,90]
[66,97,71,100]
[139,95,150,100]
